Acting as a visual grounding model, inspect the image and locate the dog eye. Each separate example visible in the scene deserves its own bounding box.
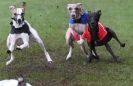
[69,7,72,10]
[75,8,78,10]
[14,13,17,15]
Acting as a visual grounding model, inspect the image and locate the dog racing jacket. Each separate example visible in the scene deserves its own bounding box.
[10,21,31,35]
[67,12,89,41]
[69,12,88,24]
[81,22,108,43]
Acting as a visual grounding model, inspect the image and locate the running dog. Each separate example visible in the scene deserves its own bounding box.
[65,3,89,60]
[6,2,53,65]
[77,10,125,62]
[0,77,32,86]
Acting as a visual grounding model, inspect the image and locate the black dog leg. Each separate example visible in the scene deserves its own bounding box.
[87,42,99,63]
[105,43,118,62]
[107,28,125,47]
[91,47,99,60]
[87,51,94,63]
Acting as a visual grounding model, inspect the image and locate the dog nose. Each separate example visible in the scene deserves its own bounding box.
[18,19,22,24]
[72,14,76,18]
[90,22,96,27]
[90,21,95,25]
[91,22,95,25]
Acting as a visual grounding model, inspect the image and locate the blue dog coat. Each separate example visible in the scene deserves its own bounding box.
[69,12,89,24]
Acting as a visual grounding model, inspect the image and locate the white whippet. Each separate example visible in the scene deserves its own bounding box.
[6,2,53,65]
[0,77,32,86]
[65,3,89,60]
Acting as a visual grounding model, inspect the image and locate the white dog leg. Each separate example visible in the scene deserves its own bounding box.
[66,46,72,60]
[30,28,53,62]
[6,53,14,65]
[6,35,10,49]
[16,33,29,49]
[92,50,96,56]
[6,34,16,65]
[80,44,89,58]
[8,35,16,52]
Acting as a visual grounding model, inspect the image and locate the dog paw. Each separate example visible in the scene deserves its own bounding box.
[108,56,121,63]
[48,61,53,64]
[16,46,22,50]
[66,53,72,60]
[93,55,100,60]
[66,57,72,61]
[115,57,123,63]
[66,56,72,61]
[121,43,125,47]
[6,50,11,54]
[6,61,10,66]
[86,56,93,63]
[16,47,22,50]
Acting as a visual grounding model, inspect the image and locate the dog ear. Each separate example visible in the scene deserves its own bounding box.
[76,3,84,14]
[67,4,71,10]
[76,3,83,9]
[21,2,26,13]
[76,3,82,7]
[97,10,102,15]
[9,5,16,17]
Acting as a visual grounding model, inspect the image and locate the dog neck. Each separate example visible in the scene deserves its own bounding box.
[73,17,82,23]
[11,19,25,28]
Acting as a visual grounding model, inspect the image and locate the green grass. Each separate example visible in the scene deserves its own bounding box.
[0,0,133,86]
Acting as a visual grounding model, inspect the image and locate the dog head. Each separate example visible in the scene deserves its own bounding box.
[17,76,26,86]
[67,3,83,19]
[87,10,102,41]
[9,2,26,25]
[88,10,102,29]
[17,74,32,86]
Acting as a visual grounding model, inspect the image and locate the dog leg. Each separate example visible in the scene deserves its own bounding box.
[6,34,16,65]
[16,33,29,50]
[66,28,74,47]
[91,48,99,60]
[8,34,16,52]
[6,53,14,65]
[87,49,99,63]
[66,46,73,60]
[30,28,53,62]
[107,27,125,47]
[105,43,118,62]
[87,42,99,63]
[6,35,10,49]
[66,36,73,60]
[80,43,89,58]
[66,32,74,60]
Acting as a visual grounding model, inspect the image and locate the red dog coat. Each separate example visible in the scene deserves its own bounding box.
[82,22,107,43]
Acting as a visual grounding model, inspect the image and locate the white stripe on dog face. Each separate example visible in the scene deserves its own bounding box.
[16,8,23,20]
[13,8,24,25]
[16,8,23,14]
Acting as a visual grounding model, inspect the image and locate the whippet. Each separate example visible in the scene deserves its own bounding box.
[6,2,53,65]
[0,77,32,86]
[65,3,89,60]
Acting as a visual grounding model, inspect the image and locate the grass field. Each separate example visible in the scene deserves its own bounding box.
[0,0,133,86]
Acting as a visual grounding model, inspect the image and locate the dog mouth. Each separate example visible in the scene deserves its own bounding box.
[71,14,81,19]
